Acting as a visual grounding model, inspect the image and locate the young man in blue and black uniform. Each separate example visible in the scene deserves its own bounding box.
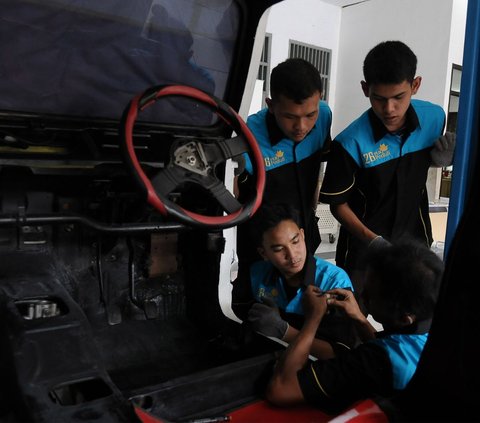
[319,41,455,312]
[265,238,444,413]
[236,58,332,269]
[232,204,357,351]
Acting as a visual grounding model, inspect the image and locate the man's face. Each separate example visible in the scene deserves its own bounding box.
[266,92,321,142]
[258,219,307,280]
[361,77,421,132]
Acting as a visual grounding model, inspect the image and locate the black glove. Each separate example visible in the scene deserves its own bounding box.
[430,132,456,167]
[247,298,289,340]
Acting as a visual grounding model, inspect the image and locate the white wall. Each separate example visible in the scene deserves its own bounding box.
[264,0,342,111]
[334,0,454,136]
[444,0,468,110]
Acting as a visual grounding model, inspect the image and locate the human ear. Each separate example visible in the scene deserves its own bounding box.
[411,76,422,95]
[401,314,416,326]
[257,247,268,261]
[361,80,369,97]
[265,97,273,112]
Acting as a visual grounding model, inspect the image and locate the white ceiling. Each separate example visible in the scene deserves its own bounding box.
[320,0,370,7]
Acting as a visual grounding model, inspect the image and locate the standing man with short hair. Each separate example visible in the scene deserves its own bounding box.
[319,41,455,313]
[236,58,332,271]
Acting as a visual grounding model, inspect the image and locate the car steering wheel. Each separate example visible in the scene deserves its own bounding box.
[120,84,265,229]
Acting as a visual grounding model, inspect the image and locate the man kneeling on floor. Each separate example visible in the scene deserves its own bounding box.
[264,238,444,413]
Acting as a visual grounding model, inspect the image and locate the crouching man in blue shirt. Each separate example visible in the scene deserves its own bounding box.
[231,203,357,352]
[265,238,444,413]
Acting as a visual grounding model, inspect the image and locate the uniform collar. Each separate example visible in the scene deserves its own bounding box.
[377,318,432,337]
[302,255,317,289]
[369,104,420,143]
[266,111,286,146]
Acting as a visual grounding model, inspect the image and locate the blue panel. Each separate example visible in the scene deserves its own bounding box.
[445,0,480,256]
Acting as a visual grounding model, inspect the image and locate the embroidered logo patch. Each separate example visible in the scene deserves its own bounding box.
[264,150,285,167]
[362,143,391,166]
[258,287,279,298]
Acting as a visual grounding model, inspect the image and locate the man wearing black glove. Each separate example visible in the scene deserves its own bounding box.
[430,131,456,167]
[319,41,454,315]
[247,297,289,340]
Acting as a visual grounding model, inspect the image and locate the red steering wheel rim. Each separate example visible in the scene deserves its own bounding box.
[121,84,265,228]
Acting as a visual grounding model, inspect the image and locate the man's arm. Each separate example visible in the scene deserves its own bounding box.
[319,141,381,244]
[265,286,329,406]
[283,325,335,359]
[330,202,378,244]
[247,299,335,359]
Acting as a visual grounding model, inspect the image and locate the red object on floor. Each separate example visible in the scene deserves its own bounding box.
[134,399,388,423]
[228,399,388,423]
[329,399,389,423]
[134,406,165,423]
[228,400,333,422]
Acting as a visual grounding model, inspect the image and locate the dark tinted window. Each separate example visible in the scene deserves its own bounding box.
[0,0,240,125]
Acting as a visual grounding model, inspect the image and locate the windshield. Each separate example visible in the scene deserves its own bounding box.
[0,0,240,125]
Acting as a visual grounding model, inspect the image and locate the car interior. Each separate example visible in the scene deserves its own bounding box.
[0,1,283,422]
[0,0,478,422]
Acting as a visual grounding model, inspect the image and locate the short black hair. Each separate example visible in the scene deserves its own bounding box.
[364,238,444,322]
[363,40,417,85]
[250,203,301,248]
[270,58,323,103]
